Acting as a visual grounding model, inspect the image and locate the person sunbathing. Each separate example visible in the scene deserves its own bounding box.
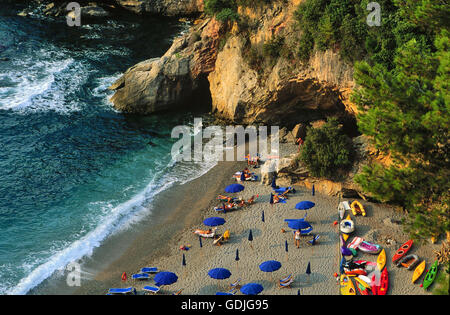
[246,195,257,205]
[217,195,235,203]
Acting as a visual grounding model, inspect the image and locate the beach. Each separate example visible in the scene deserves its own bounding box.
[76,142,440,295]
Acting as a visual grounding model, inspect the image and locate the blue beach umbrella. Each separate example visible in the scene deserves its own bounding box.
[203,217,226,227]
[154,271,178,286]
[199,236,203,248]
[262,210,265,223]
[248,229,253,242]
[259,260,282,273]
[306,262,311,275]
[208,268,232,280]
[240,283,264,295]
[295,201,315,219]
[269,193,274,205]
[312,184,315,196]
[287,219,312,231]
[235,249,239,262]
[182,254,186,267]
[225,184,245,193]
[295,201,315,210]
[285,240,289,253]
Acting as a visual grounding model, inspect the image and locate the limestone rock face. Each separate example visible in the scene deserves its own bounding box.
[115,0,204,16]
[207,1,355,125]
[109,18,223,114]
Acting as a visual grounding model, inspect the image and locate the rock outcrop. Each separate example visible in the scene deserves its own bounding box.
[109,18,223,114]
[208,1,355,125]
[115,0,204,16]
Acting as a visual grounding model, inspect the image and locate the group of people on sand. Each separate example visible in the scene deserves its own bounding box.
[216,194,258,212]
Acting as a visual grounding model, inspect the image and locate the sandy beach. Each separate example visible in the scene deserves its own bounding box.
[88,142,441,296]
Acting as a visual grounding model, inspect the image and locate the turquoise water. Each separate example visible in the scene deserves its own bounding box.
[0,4,213,294]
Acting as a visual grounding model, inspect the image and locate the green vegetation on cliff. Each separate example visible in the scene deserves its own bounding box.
[299,119,354,179]
[350,1,449,243]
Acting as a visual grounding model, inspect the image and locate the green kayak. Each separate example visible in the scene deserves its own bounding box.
[423,260,439,290]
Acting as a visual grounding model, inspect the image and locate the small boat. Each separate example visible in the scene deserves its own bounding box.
[351,200,366,216]
[371,274,378,295]
[397,254,419,270]
[412,260,426,283]
[377,249,386,271]
[340,214,355,234]
[423,260,439,290]
[340,275,356,295]
[377,268,389,295]
[343,261,367,276]
[338,201,350,219]
[347,237,364,250]
[358,240,381,254]
[357,282,370,295]
[354,276,370,289]
[392,240,413,263]
[358,275,372,286]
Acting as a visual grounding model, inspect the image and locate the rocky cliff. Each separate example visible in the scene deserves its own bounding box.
[109,0,357,126]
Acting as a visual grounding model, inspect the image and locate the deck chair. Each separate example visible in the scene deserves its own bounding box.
[141,267,158,274]
[308,234,320,246]
[279,274,294,288]
[131,273,150,280]
[143,286,160,294]
[216,288,237,295]
[230,278,241,289]
[108,287,137,295]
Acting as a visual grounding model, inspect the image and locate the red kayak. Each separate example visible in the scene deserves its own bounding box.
[378,268,389,295]
[371,274,378,295]
[392,240,413,263]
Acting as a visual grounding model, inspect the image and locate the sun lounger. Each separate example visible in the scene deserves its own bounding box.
[230,278,241,289]
[216,288,237,295]
[143,286,160,294]
[132,273,151,280]
[141,267,158,274]
[279,275,294,288]
[308,234,320,245]
[108,287,137,295]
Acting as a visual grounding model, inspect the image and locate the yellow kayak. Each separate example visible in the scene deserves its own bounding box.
[377,249,386,271]
[340,275,356,295]
[351,200,366,216]
[412,260,426,283]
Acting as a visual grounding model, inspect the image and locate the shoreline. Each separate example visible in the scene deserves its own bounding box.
[70,143,440,295]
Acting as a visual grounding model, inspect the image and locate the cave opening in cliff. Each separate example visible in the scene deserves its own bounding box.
[187,74,213,115]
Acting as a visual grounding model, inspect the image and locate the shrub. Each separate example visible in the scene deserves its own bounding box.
[299,118,354,179]
[216,8,240,22]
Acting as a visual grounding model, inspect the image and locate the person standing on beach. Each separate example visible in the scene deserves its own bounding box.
[296,137,304,152]
[294,229,301,248]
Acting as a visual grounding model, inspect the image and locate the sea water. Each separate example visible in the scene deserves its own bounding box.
[0,3,215,295]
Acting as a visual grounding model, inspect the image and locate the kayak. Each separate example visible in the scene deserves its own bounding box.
[357,282,370,295]
[358,275,372,286]
[398,254,419,270]
[377,249,386,271]
[378,268,389,295]
[358,240,382,254]
[340,214,355,234]
[392,240,413,263]
[371,274,378,296]
[412,260,426,283]
[354,276,370,289]
[351,200,366,216]
[423,260,439,290]
[340,275,356,295]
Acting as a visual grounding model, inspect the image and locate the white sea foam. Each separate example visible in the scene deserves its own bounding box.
[7,143,218,295]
